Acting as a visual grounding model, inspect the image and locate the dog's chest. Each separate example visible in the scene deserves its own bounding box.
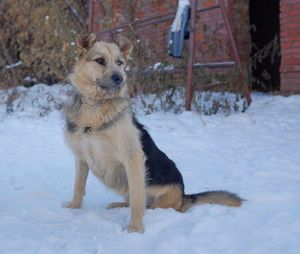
[82,136,108,166]
[66,131,118,179]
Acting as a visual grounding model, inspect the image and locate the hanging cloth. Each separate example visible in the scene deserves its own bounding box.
[168,0,191,58]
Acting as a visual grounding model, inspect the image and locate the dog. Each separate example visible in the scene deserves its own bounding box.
[63,33,243,233]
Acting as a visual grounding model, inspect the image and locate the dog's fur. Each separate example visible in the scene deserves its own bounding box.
[63,33,243,233]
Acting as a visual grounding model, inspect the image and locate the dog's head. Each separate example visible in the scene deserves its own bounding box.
[69,33,132,100]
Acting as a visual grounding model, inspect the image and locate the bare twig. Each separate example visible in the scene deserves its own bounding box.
[65,0,84,25]
[1,42,19,86]
[51,0,76,59]
[0,0,5,17]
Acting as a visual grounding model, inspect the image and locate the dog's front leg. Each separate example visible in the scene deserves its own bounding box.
[64,159,89,209]
[124,152,146,233]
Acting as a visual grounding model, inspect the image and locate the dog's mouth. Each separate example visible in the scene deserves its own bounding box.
[95,79,124,97]
[96,79,123,90]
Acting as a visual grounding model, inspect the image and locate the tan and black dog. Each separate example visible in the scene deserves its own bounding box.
[63,33,242,233]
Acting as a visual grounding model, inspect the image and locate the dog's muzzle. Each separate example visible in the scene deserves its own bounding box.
[96,73,124,90]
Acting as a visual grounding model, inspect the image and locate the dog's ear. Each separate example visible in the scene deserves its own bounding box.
[115,36,133,60]
[75,33,97,58]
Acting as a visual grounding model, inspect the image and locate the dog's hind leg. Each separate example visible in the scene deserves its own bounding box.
[106,195,129,209]
[146,185,183,211]
[63,159,89,209]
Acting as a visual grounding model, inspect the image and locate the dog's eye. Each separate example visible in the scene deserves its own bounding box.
[116,60,124,66]
[95,57,106,66]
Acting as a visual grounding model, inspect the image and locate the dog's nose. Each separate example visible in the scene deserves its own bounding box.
[111,73,123,85]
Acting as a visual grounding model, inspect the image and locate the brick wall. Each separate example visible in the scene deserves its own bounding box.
[280,0,300,93]
[91,0,250,66]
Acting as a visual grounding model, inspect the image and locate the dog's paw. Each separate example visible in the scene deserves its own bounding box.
[127,223,144,234]
[62,201,81,209]
[106,202,129,209]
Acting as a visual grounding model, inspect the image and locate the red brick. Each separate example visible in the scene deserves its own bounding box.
[289,15,300,24]
[281,4,293,12]
[288,9,300,16]
[281,78,300,85]
[281,30,288,37]
[288,29,300,37]
[282,47,300,54]
[281,64,300,72]
[281,22,300,30]
[291,3,300,10]
[202,0,217,9]
[281,42,293,49]
[281,82,300,93]
[291,41,300,47]
[285,0,300,5]
[281,58,300,65]
[281,72,300,79]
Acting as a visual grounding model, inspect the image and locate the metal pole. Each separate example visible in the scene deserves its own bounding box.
[96,4,220,37]
[88,0,94,33]
[218,0,252,105]
[185,0,197,111]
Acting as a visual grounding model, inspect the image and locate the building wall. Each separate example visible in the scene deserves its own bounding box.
[91,0,251,66]
[93,0,300,93]
[280,0,300,92]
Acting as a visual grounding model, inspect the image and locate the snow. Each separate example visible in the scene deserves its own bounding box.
[0,84,72,119]
[150,62,175,71]
[193,61,235,68]
[153,62,162,70]
[1,88,300,253]
[0,84,246,119]
[147,63,175,72]
[6,61,22,69]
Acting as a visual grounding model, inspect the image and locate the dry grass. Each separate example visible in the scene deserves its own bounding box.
[0,0,88,89]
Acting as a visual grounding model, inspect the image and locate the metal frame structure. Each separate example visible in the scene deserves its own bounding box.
[88,0,252,110]
[185,0,252,110]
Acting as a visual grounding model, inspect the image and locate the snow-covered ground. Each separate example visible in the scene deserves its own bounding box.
[0,88,300,254]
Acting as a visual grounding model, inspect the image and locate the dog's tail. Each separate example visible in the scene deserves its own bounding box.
[180,191,243,212]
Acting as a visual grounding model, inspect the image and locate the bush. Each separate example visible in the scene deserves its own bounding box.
[0,0,88,88]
